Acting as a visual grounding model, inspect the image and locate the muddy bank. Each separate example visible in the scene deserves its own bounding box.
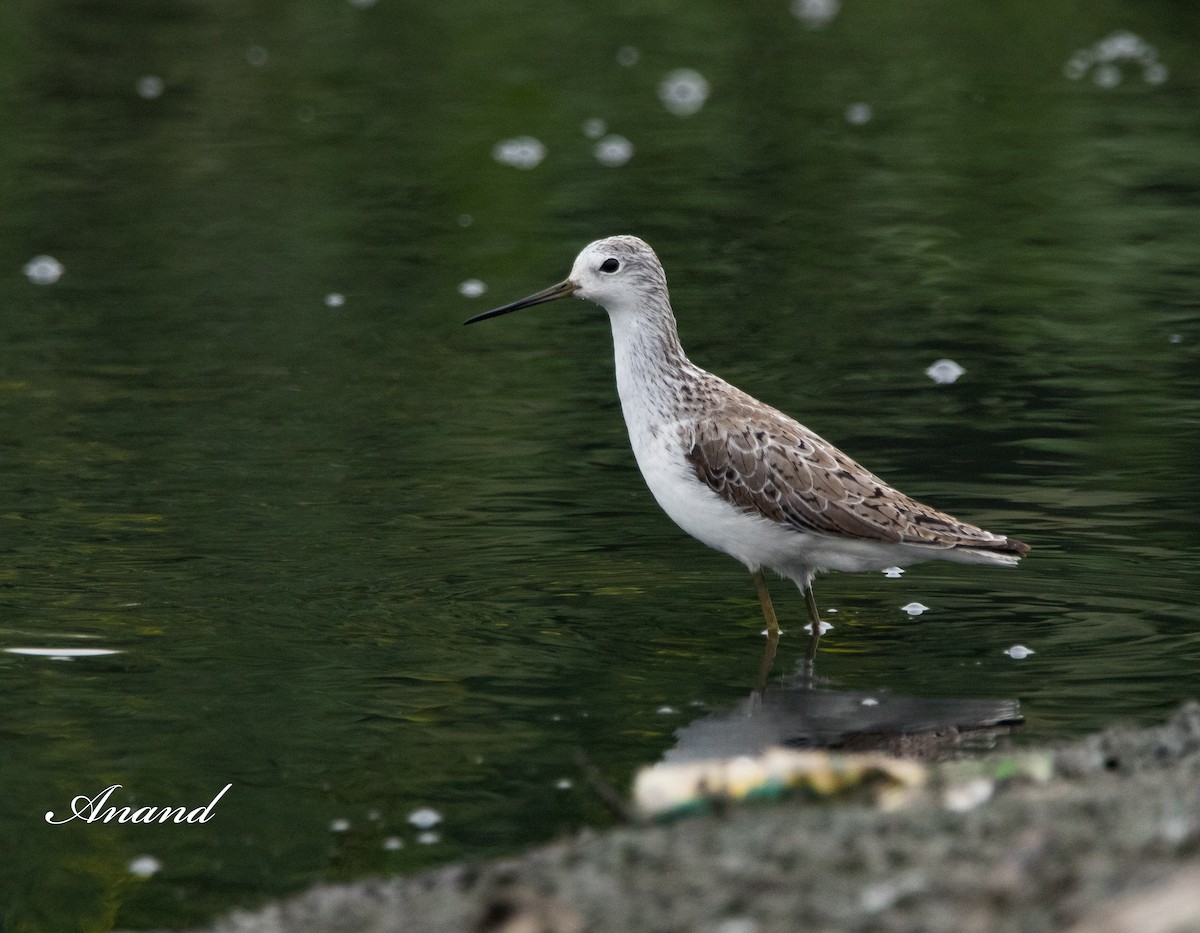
[165,702,1200,933]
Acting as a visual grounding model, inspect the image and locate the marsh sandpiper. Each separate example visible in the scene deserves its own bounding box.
[465,236,1029,652]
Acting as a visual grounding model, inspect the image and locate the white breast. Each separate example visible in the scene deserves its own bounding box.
[631,420,806,571]
[608,307,807,577]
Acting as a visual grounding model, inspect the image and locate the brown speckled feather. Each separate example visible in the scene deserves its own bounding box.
[684,381,1029,556]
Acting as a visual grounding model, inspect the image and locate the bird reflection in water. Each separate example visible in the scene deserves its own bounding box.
[669,641,1023,765]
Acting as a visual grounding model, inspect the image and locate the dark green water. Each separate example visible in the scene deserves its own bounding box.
[2,0,1199,929]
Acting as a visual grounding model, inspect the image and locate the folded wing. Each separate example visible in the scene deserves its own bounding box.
[683,398,1028,557]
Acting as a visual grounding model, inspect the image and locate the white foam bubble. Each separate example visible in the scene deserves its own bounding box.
[407,807,441,829]
[1093,63,1122,88]
[23,255,64,285]
[492,136,545,170]
[136,75,164,100]
[594,134,634,167]
[128,855,162,878]
[925,359,965,384]
[1144,62,1168,85]
[1065,31,1167,87]
[582,118,607,139]
[791,0,840,29]
[658,69,710,117]
[845,102,873,125]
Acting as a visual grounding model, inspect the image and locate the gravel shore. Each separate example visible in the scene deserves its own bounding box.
[163,701,1200,933]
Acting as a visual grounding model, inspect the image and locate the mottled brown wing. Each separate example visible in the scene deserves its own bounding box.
[684,401,1019,552]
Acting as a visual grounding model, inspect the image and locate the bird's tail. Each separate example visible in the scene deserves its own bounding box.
[948,537,1030,567]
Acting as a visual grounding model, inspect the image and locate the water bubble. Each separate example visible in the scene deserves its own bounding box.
[1144,62,1168,85]
[136,75,164,100]
[1168,334,1182,344]
[791,0,840,29]
[845,102,873,125]
[348,0,378,7]
[616,45,640,67]
[23,255,64,285]
[658,68,710,117]
[329,818,350,832]
[416,830,440,844]
[925,358,965,384]
[245,46,269,67]
[803,620,834,635]
[554,778,573,790]
[366,809,381,822]
[457,214,474,228]
[657,705,677,715]
[594,134,634,167]
[1096,30,1145,62]
[324,292,345,308]
[383,836,404,851]
[861,697,879,707]
[1064,31,1167,87]
[902,602,929,616]
[1063,50,1093,80]
[407,807,441,829]
[882,566,905,578]
[1093,63,1122,88]
[128,855,161,878]
[582,117,607,139]
[1004,645,1034,659]
[492,136,545,170]
[458,279,486,298]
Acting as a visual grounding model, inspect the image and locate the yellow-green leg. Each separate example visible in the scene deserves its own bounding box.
[754,628,779,694]
[752,569,781,636]
[803,585,823,665]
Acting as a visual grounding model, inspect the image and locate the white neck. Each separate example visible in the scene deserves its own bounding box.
[606,300,692,430]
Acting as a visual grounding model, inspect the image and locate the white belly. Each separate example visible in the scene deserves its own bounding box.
[626,420,968,586]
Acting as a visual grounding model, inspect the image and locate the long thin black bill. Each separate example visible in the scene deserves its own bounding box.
[462,280,577,325]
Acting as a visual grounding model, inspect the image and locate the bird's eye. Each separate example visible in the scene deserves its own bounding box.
[599,258,620,273]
